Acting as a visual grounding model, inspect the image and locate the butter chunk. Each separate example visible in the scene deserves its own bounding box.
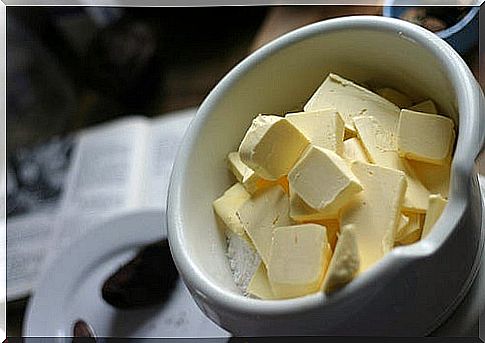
[322,224,360,293]
[406,159,451,198]
[304,73,400,135]
[312,219,340,251]
[289,187,340,222]
[268,224,332,299]
[213,183,251,235]
[343,137,369,163]
[353,115,396,160]
[354,116,430,212]
[397,214,410,233]
[286,109,345,155]
[397,109,455,165]
[340,161,407,272]
[239,115,309,180]
[237,185,291,266]
[247,263,276,300]
[395,213,423,245]
[421,194,448,239]
[227,152,273,193]
[376,88,413,108]
[409,99,438,114]
[288,146,362,212]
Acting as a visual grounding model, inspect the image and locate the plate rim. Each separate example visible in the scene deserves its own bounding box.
[23,209,165,337]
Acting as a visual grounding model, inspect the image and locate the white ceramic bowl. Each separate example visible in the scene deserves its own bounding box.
[168,16,485,336]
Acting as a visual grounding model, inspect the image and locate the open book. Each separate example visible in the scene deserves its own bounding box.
[7,108,195,300]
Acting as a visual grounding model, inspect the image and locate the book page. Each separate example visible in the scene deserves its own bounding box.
[60,116,149,214]
[141,108,195,210]
[6,135,74,300]
[6,210,55,300]
[45,116,150,263]
[9,109,196,299]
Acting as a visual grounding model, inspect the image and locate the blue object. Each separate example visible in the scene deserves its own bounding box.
[383,4,479,55]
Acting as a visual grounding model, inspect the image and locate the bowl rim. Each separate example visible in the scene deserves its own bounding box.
[167,15,482,318]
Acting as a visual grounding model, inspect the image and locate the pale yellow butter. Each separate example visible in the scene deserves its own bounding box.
[343,137,369,162]
[213,183,251,235]
[288,146,363,212]
[247,263,276,300]
[406,159,451,198]
[268,224,332,299]
[421,194,448,239]
[227,152,273,194]
[289,186,340,222]
[285,109,345,155]
[397,109,455,165]
[340,161,407,272]
[303,73,400,135]
[239,115,309,180]
[322,224,360,293]
[395,212,422,244]
[354,115,430,212]
[397,214,410,233]
[409,99,438,114]
[376,88,413,108]
[237,185,291,265]
[311,219,340,251]
[289,197,340,249]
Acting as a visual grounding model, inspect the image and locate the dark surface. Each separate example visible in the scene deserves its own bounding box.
[101,240,178,309]
[7,6,268,153]
[399,7,471,32]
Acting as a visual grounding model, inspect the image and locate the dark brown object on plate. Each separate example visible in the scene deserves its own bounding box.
[101,239,178,309]
[72,319,96,342]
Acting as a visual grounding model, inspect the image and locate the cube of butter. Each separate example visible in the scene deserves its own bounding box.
[288,146,362,212]
[397,109,455,165]
[322,224,360,293]
[304,73,400,136]
[406,159,451,198]
[421,194,448,239]
[409,99,438,114]
[340,161,407,272]
[376,88,413,108]
[395,212,423,245]
[343,137,369,163]
[289,186,340,222]
[247,263,276,300]
[227,152,273,194]
[237,185,291,266]
[213,183,251,235]
[354,115,430,213]
[397,214,410,235]
[285,109,345,155]
[239,115,309,180]
[311,219,340,251]
[268,224,332,298]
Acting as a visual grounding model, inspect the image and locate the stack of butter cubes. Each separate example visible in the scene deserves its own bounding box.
[213,73,455,300]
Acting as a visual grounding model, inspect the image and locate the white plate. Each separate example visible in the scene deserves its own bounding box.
[23,209,230,339]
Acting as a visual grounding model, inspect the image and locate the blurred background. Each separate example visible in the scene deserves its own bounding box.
[6,5,482,337]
